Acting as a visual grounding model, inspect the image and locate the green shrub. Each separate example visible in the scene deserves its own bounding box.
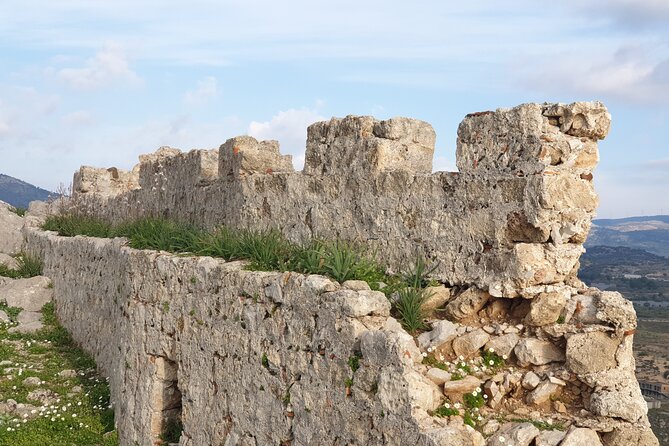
[394,287,428,334]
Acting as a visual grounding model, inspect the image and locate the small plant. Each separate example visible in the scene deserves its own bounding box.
[261,353,270,369]
[237,229,291,271]
[451,372,464,381]
[15,252,43,277]
[401,255,439,289]
[463,411,476,428]
[463,391,485,409]
[344,377,354,388]
[160,418,183,443]
[422,355,449,371]
[480,349,505,369]
[0,252,43,278]
[162,301,170,313]
[9,206,26,217]
[393,287,428,334]
[348,353,362,372]
[433,404,459,417]
[556,315,565,324]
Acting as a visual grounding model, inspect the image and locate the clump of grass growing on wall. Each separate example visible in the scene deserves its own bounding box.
[41,214,442,333]
[0,252,43,278]
[393,287,429,334]
[43,214,113,238]
[111,217,200,253]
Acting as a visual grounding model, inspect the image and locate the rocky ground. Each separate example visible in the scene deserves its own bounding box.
[0,202,118,445]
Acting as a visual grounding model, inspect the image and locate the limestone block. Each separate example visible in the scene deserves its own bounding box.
[421,285,451,316]
[0,201,24,254]
[457,102,609,175]
[445,287,489,321]
[219,136,293,178]
[335,290,391,317]
[601,425,660,446]
[0,253,18,270]
[525,291,568,326]
[526,380,559,405]
[1,276,53,311]
[521,371,541,390]
[566,332,618,375]
[560,427,603,446]
[73,165,138,196]
[543,101,611,140]
[425,368,451,386]
[590,386,647,422]
[486,422,540,446]
[442,375,481,399]
[484,333,519,358]
[452,328,490,358]
[417,319,459,349]
[514,338,565,366]
[304,115,435,175]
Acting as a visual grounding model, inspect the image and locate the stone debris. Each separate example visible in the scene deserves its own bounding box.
[452,328,490,359]
[535,429,566,446]
[445,287,490,321]
[417,319,459,349]
[525,291,567,326]
[1,276,53,312]
[0,252,19,269]
[521,371,541,390]
[484,333,519,358]
[514,338,565,366]
[566,331,619,375]
[486,422,540,446]
[527,380,560,405]
[560,426,603,446]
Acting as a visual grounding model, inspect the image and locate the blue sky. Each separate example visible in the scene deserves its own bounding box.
[0,0,668,218]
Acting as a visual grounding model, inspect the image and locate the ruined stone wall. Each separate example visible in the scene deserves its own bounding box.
[21,102,659,445]
[24,227,484,446]
[68,102,608,297]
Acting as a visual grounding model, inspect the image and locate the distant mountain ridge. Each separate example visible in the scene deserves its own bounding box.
[586,215,669,258]
[0,174,53,209]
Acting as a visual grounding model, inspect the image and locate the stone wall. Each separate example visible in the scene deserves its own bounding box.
[68,102,608,297]
[19,101,659,445]
[24,227,484,446]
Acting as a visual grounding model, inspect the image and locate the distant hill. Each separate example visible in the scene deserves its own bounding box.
[586,215,669,258]
[580,245,669,301]
[0,174,53,209]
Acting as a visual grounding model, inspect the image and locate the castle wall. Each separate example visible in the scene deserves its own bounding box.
[69,103,608,297]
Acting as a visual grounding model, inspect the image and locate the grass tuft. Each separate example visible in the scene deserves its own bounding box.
[393,287,428,334]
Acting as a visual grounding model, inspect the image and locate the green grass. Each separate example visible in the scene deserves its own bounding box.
[8,207,26,217]
[0,253,43,279]
[394,287,429,334]
[42,214,441,332]
[0,302,118,445]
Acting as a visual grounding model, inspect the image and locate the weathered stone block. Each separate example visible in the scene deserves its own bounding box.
[566,331,618,375]
[219,136,293,178]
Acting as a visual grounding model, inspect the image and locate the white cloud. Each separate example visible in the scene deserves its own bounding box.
[248,108,325,170]
[183,76,219,106]
[521,44,669,104]
[56,44,141,90]
[62,110,94,126]
[0,120,10,137]
[565,0,669,28]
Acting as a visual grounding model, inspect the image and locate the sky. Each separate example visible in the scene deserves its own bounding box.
[0,0,668,218]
